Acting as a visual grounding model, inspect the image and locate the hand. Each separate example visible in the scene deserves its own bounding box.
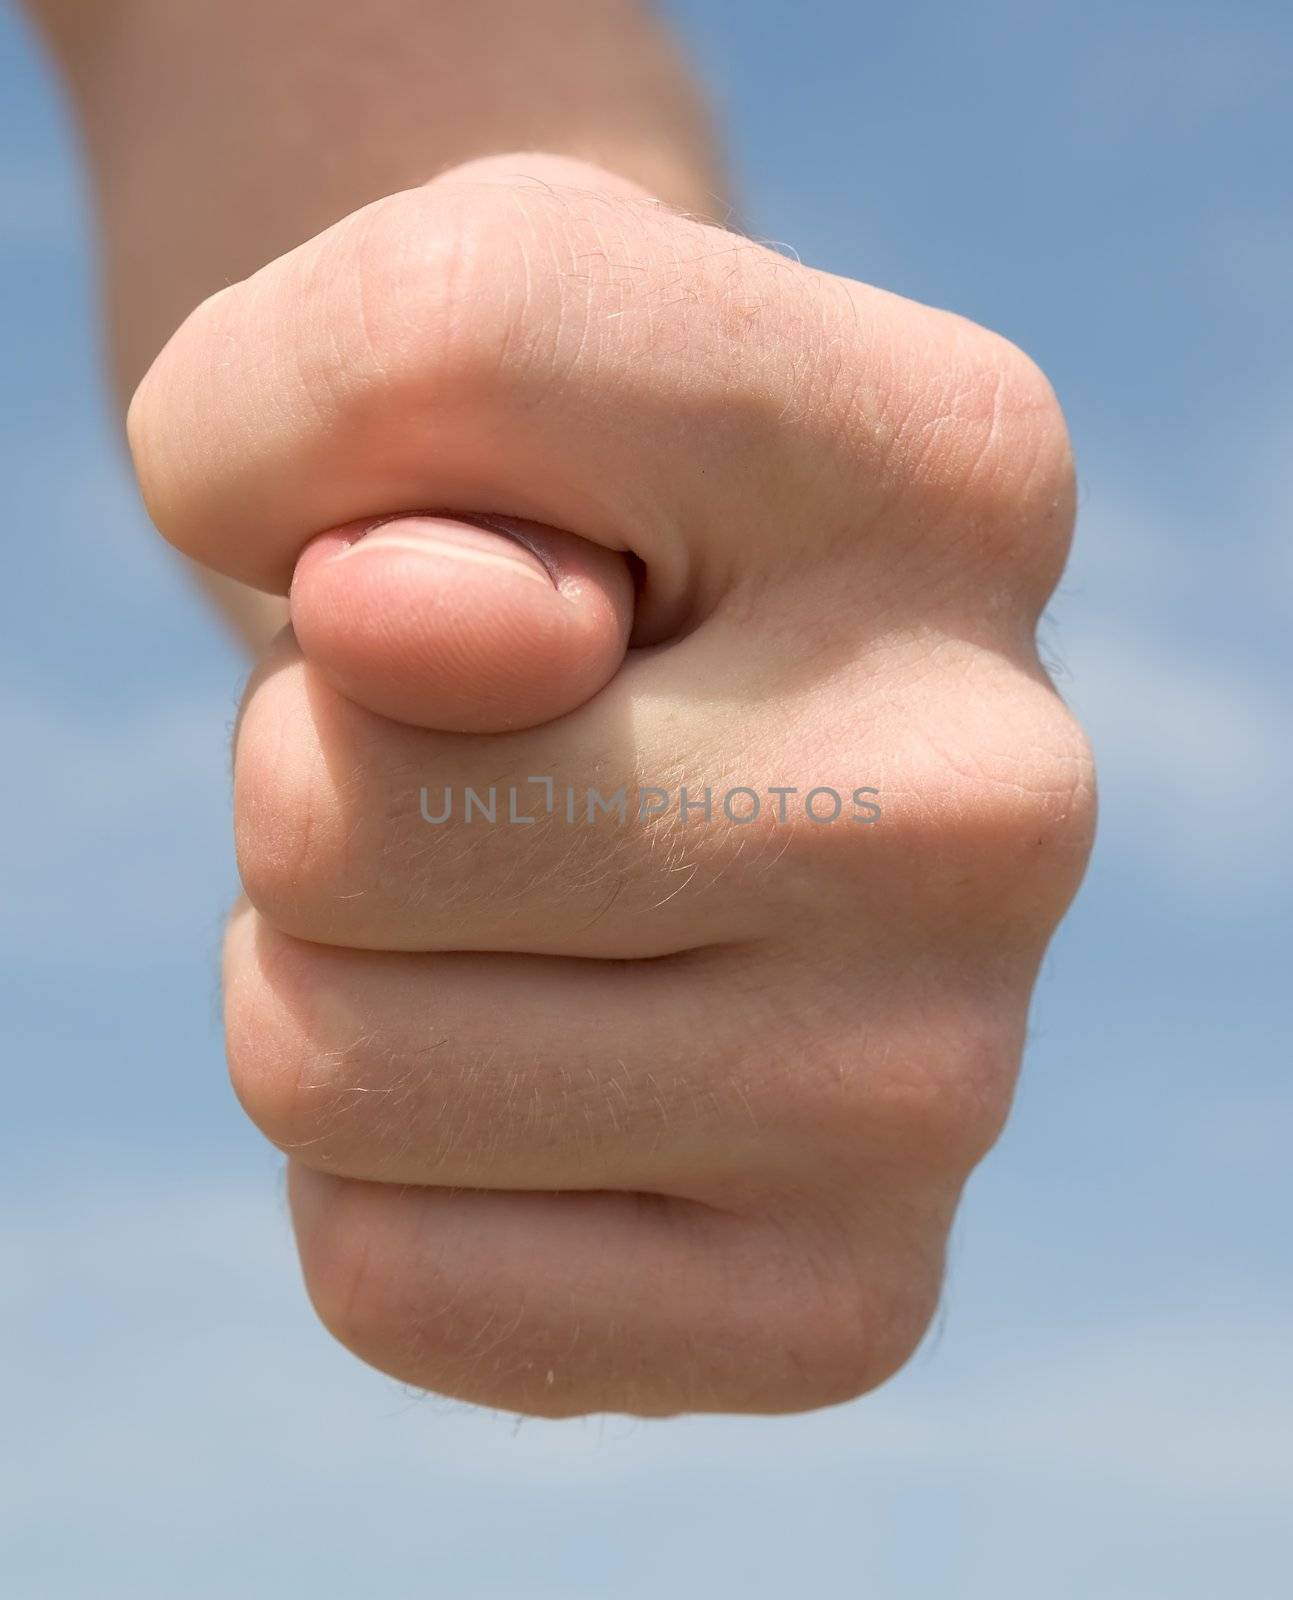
[129,154,1095,1417]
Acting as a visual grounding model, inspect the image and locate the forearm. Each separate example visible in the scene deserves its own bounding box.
[31,0,724,399]
[26,0,725,646]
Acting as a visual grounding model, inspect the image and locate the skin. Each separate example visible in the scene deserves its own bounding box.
[28,0,725,651]
[30,4,1096,1417]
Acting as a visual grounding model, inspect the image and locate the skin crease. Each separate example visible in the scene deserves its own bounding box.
[26,0,726,653]
[290,514,638,732]
[29,4,1097,1417]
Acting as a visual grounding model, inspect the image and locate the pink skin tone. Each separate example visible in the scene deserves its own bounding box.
[286,166,660,733]
[291,515,633,732]
[131,154,1096,1418]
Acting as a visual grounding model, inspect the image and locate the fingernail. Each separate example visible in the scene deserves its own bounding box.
[330,515,555,587]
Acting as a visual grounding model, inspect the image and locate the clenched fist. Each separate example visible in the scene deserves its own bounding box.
[129,154,1095,1417]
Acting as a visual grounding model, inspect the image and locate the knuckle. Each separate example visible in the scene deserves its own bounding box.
[772,671,1094,946]
[334,183,568,419]
[222,915,343,1158]
[293,1178,389,1360]
[760,982,1024,1195]
[222,920,299,1148]
[232,656,340,936]
[838,1018,1021,1179]
[795,1297,933,1408]
[880,668,1097,931]
[335,180,803,432]
[944,706,1096,922]
[896,316,1077,589]
[752,1221,944,1410]
[124,374,161,516]
[125,284,239,550]
[959,325,1074,505]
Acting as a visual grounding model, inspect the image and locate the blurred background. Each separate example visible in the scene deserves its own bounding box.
[1,1,1289,1594]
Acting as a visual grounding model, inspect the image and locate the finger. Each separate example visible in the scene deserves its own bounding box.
[236,621,1082,960]
[227,907,1024,1204]
[287,1163,944,1417]
[126,160,894,625]
[224,908,781,1203]
[234,626,802,958]
[290,513,634,732]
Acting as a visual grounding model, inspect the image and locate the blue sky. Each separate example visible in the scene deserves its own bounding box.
[1,1,1289,1594]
